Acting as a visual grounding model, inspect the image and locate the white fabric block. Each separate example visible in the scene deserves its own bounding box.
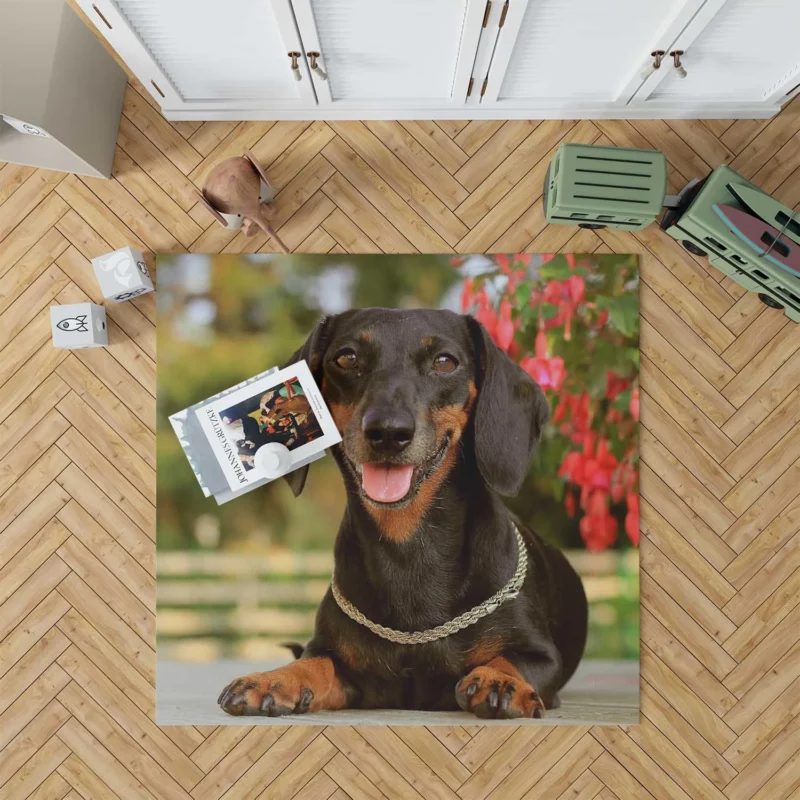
[51,303,107,349]
[91,246,154,302]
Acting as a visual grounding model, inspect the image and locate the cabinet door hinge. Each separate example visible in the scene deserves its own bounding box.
[499,1,509,27]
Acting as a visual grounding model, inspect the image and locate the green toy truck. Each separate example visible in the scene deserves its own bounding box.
[543,143,667,231]
[659,165,800,322]
[544,143,800,322]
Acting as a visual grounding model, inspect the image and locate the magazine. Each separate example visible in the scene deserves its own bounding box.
[169,361,341,504]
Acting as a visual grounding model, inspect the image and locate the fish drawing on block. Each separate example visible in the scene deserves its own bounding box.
[57,315,89,333]
[712,204,800,276]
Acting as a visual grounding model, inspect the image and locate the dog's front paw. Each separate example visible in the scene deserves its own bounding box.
[218,670,314,717]
[217,657,347,717]
[456,665,545,719]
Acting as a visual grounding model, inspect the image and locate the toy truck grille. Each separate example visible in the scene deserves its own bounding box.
[544,143,667,231]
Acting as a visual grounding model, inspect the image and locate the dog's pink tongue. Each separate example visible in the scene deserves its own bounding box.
[361,463,414,503]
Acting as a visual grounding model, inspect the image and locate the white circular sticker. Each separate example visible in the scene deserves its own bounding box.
[254,442,292,478]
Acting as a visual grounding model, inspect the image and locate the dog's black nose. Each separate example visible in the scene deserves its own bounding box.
[362,407,415,454]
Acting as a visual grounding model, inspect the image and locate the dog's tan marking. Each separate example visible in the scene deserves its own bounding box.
[358,331,372,343]
[365,382,477,543]
[456,656,545,718]
[466,638,504,667]
[336,639,363,671]
[220,657,348,715]
[329,402,355,435]
[422,336,433,347]
[365,439,458,543]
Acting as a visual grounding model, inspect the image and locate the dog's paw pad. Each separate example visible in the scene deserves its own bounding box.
[218,672,314,717]
[456,666,545,719]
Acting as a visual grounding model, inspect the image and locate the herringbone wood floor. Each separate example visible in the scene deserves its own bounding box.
[2,68,800,798]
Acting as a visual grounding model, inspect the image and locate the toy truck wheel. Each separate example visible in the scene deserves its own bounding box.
[758,293,784,310]
[682,240,708,257]
[578,223,606,229]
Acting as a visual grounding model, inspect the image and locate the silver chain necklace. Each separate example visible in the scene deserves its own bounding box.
[330,524,528,645]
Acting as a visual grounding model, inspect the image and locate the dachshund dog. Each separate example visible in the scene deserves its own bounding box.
[218,309,588,719]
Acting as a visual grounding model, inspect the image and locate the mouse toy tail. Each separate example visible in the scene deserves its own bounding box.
[253,212,290,254]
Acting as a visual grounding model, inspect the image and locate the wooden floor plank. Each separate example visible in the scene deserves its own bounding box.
[364,120,469,210]
[454,119,582,231]
[641,500,735,608]
[0,694,71,787]
[328,122,467,247]
[56,573,154,684]
[400,121,469,175]
[640,681,736,790]
[121,85,202,176]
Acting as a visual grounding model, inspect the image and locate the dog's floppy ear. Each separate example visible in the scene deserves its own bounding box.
[467,315,550,497]
[280,315,335,497]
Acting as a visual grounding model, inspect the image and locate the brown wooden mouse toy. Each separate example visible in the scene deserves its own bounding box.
[197,149,289,253]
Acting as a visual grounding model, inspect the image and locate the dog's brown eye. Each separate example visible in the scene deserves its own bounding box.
[334,349,358,370]
[433,354,458,374]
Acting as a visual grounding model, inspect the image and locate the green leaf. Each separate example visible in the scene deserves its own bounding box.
[515,283,532,307]
[597,294,639,337]
[612,390,632,411]
[540,261,590,281]
[539,302,560,320]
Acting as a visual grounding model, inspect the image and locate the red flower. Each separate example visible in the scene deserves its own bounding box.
[625,492,640,546]
[553,396,569,424]
[460,278,474,312]
[459,258,637,553]
[543,280,561,304]
[629,386,640,421]
[493,299,514,351]
[476,306,497,337]
[558,450,584,483]
[587,490,608,517]
[589,469,611,492]
[535,330,549,359]
[605,371,630,401]
[580,511,618,551]
[520,356,565,392]
[566,275,585,304]
[496,321,514,352]
[474,289,497,338]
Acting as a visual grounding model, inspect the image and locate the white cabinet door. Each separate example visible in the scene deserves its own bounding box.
[76,0,316,112]
[479,0,706,111]
[289,0,487,109]
[631,0,800,111]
